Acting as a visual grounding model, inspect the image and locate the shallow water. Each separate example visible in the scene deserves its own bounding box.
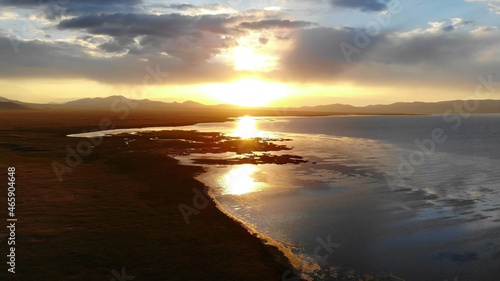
[187,116,500,281]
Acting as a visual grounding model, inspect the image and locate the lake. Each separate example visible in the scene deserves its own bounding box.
[71,115,500,280]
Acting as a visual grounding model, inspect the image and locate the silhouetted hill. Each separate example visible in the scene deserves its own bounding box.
[297,100,500,114]
[181,100,205,107]
[0,101,30,110]
[65,96,163,108]
[3,95,500,115]
[0,96,23,104]
[63,96,214,110]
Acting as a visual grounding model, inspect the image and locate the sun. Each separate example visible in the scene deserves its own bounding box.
[200,78,288,107]
[232,45,275,71]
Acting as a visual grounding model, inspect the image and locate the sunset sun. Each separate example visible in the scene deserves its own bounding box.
[232,45,275,71]
[200,78,288,107]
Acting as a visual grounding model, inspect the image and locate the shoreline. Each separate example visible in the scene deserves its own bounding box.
[105,150,300,280]
[95,129,309,279]
[0,109,414,280]
[202,178,314,280]
[0,110,301,280]
[65,120,316,279]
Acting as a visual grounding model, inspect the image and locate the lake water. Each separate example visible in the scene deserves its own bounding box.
[182,115,500,281]
[71,115,500,281]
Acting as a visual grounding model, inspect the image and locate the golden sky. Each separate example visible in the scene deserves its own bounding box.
[0,0,499,106]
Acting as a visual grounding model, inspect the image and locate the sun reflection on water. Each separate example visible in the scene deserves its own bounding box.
[218,164,265,195]
[234,116,268,139]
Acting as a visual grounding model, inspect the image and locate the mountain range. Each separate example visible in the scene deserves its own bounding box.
[1,95,500,115]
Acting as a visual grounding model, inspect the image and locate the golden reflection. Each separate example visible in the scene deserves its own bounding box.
[234,116,267,139]
[220,164,264,195]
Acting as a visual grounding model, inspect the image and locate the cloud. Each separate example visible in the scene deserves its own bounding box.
[0,11,17,19]
[0,35,237,84]
[373,32,495,66]
[4,14,499,94]
[58,13,239,62]
[239,19,315,30]
[278,23,500,91]
[398,19,477,37]
[464,0,500,14]
[328,0,390,12]
[0,0,143,19]
[259,37,269,44]
[489,3,500,14]
[165,3,198,10]
[160,3,237,15]
[279,27,387,81]
[1,0,498,99]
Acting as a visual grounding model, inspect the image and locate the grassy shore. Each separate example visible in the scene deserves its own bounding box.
[0,109,297,280]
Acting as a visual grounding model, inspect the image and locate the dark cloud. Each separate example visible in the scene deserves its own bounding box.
[99,36,135,53]
[58,13,239,62]
[165,3,198,10]
[239,19,315,30]
[442,20,476,32]
[280,27,386,81]
[278,26,500,90]
[0,0,141,5]
[373,32,499,66]
[0,36,237,84]
[0,0,142,19]
[442,25,454,32]
[329,0,390,12]
[275,35,290,40]
[59,13,196,37]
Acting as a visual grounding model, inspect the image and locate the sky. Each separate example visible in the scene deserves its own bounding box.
[0,0,499,106]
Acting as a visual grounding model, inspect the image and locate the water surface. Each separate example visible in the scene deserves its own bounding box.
[71,115,500,280]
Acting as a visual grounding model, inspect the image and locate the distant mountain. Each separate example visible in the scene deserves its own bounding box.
[297,103,358,113]
[181,100,205,107]
[2,95,500,115]
[64,95,209,110]
[0,97,23,104]
[0,102,30,110]
[297,100,500,114]
[65,96,163,108]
